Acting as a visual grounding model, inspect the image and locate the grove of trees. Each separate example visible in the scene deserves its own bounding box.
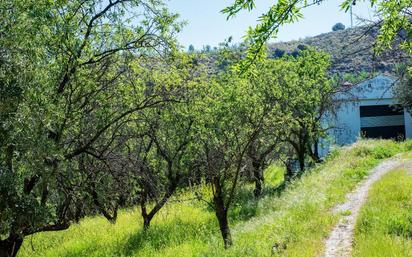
[1,0,410,256]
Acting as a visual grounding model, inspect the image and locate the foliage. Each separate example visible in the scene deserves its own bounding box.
[0,2,338,251]
[193,65,266,247]
[4,0,408,255]
[394,63,412,112]
[188,44,195,53]
[271,48,286,58]
[202,45,212,53]
[0,0,181,255]
[250,48,334,173]
[123,53,209,229]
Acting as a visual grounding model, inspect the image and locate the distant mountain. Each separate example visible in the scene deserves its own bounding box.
[268,26,410,75]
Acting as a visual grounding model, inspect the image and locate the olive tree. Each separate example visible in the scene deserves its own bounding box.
[244,48,334,192]
[192,68,268,248]
[0,0,180,256]
[126,54,208,230]
[277,49,334,171]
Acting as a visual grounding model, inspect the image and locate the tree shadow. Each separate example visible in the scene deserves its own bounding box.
[228,180,291,222]
[122,179,296,256]
[122,217,216,256]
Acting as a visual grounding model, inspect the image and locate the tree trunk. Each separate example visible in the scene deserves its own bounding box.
[254,174,263,198]
[289,136,306,174]
[308,140,322,163]
[214,197,232,248]
[140,182,177,231]
[140,194,153,231]
[143,215,152,230]
[284,159,294,182]
[314,140,320,160]
[297,149,305,172]
[140,196,162,231]
[216,209,232,249]
[212,178,232,248]
[252,160,264,198]
[0,237,23,257]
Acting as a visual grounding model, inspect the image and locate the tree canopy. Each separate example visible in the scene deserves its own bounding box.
[0,0,181,255]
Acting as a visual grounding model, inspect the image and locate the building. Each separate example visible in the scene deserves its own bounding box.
[320,75,412,155]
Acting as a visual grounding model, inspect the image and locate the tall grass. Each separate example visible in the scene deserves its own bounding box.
[18,140,412,257]
[353,168,412,257]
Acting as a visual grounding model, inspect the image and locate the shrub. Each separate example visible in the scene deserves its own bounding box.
[297,44,306,51]
[332,23,345,31]
[290,50,299,58]
[272,48,285,58]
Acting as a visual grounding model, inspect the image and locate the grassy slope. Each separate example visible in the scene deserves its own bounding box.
[353,166,412,257]
[19,140,412,257]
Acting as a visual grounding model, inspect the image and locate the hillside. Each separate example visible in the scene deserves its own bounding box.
[268,26,410,74]
[19,140,412,257]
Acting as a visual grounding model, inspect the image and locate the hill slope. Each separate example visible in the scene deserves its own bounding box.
[268,26,410,74]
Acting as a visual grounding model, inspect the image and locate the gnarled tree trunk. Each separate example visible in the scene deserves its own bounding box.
[251,160,264,198]
[140,178,178,231]
[284,158,294,182]
[141,191,174,230]
[297,149,305,172]
[214,196,232,248]
[212,178,232,248]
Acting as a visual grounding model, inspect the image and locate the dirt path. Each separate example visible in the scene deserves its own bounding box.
[323,156,407,257]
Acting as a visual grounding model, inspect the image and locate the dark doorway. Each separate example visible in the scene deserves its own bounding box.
[360,105,405,140]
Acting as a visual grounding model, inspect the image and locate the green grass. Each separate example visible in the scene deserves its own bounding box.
[18,140,412,257]
[353,168,412,257]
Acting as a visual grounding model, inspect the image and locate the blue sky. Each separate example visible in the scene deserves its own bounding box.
[167,0,377,49]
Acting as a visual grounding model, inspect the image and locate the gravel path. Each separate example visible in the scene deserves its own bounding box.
[323,156,407,257]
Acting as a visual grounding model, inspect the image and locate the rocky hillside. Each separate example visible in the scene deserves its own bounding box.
[268,26,410,75]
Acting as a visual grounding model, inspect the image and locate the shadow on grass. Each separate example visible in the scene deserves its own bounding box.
[121,181,290,256]
[229,180,291,222]
[122,217,216,256]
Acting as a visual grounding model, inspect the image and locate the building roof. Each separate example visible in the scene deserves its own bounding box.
[336,75,396,101]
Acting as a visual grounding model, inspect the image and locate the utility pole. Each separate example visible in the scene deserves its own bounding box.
[349,0,357,27]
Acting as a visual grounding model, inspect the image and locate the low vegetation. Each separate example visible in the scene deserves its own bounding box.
[18,140,412,257]
[353,165,412,257]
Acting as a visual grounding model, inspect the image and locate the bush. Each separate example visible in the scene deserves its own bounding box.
[297,44,306,51]
[290,50,299,58]
[332,23,345,31]
[272,48,285,58]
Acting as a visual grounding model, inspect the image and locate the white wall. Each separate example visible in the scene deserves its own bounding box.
[319,75,412,157]
[331,98,402,146]
[404,109,412,138]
